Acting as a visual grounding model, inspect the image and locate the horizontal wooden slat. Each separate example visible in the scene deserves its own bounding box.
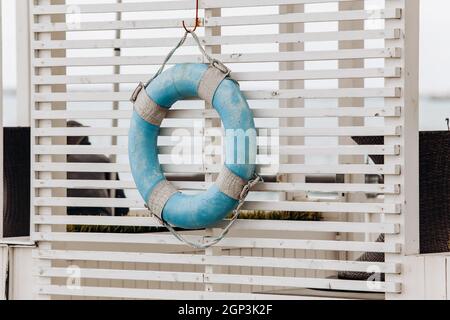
[33,106,402,119]
[34,153,268,165]
[37,267,399,293]
[33,29,400,50]
[32,67,401,85]
[32,9,401,32]
[33,126,401,137]
[33,162,400,175]
[34,179,401,194]
[33,144,400,157]
[278,145,400,156]
[33,232,401,252]
[35,147,400,162]
[206,9,402,27]
[33,153,276,166]
[35,249,401,273]
[33,88,400,102]
[33,198,400,214]
[33,215,400,234]
[37,285,334,300]
[31,0,380,15]
[32,48,401,67]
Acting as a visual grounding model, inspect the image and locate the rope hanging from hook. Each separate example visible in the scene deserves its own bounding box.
[182,0,200,32]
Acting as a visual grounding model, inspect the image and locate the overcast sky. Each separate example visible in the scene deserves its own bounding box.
[419,0,450,95]
[1,0,449,95]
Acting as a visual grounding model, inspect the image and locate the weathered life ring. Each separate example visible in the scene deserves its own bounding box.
[129,63,257,230]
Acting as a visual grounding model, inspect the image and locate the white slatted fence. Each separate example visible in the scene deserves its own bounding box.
[29,0,419,300]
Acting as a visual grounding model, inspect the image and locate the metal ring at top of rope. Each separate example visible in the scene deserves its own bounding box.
[129,62,257,230]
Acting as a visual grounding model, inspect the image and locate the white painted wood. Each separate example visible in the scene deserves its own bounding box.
[32,0,55,300]
[33,107,401,119]
[0,246,7,300]
[32,162,401,175]
[206,9,401,27]
[31,126,402,138]
[387,254,450,300]
[9,246,35,300]
[31,0,384,15]
[38,285,338,300]
[33,30,400,50]
[424,256,447,300]
[33,197,400,214]
[447,257,450,300]
[395,255,424,299]
[337,0,365,260]
[37,267,399,293]
[32,143,395,156]
[35,249,400,274]
[203,6,222,293]
[33,48,401,67]
[0,237,35,246]
[33,215,399,234]
[32,9,401,32]
[33,88,400,102]
[34,179,400,194]
[33,67,401,84]
[385,0,421,300]
[32,232,401,253]
[33,145,400,157]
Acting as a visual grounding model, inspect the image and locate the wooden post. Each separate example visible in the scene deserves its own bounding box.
[204,6,223,293]
[0,246,6,300]
[32,0,67,299]
[32,0,53,300]
[279,1,306,281]
[279,3,305,202]
[110,0,122,216]
[385,0,420,299]
[338,0,365,261]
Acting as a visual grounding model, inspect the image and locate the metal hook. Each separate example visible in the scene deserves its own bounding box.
[182,0,200,33]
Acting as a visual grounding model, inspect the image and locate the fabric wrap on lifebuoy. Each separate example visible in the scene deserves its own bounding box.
[129,63,256,229]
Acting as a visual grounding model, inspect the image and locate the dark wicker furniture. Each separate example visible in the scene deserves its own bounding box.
[339,131,450,281]
[3,128,31,238]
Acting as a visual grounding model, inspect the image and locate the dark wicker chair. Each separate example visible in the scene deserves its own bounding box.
[338,131,450,281]
[3,128,31,238]
[67,121,129,217]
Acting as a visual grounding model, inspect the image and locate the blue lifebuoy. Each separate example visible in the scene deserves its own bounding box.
[129,63,256,229]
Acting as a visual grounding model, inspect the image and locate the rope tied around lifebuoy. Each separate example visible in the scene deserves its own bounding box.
[155,173,263,250]
[139,31,230,94]
[131,30,262,249]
